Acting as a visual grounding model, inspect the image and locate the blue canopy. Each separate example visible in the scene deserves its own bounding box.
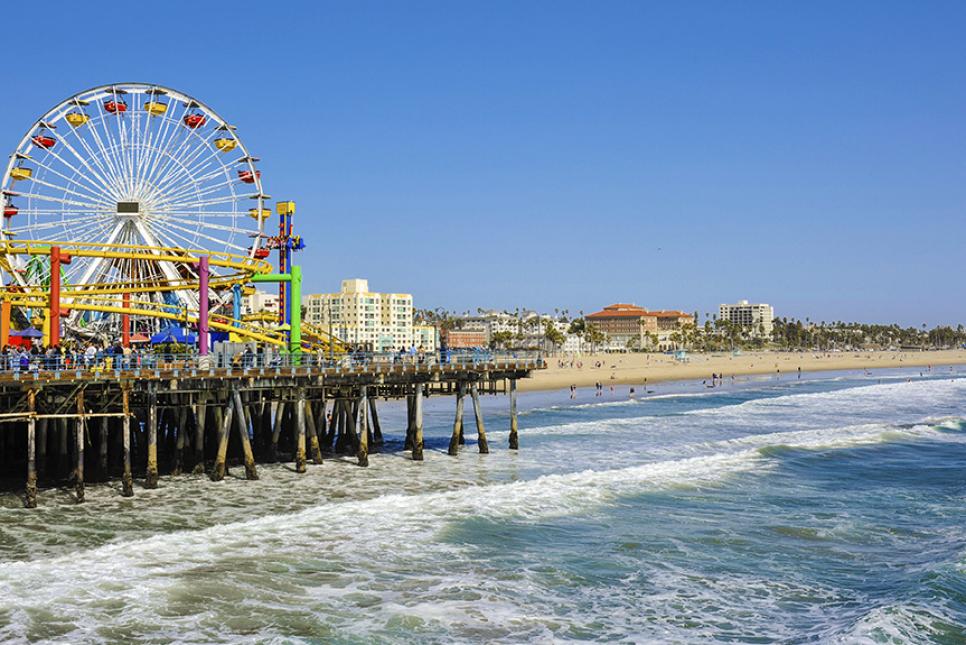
[11,327,43,338]
[150,325,196,345]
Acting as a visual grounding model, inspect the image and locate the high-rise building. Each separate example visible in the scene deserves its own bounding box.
[303,279,415,352]
[719,300,775,337]
[242,290,279,317]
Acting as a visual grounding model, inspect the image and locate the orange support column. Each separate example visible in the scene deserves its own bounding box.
[0,300,9,347]
[122,292,130,347]
[49,246,61,347]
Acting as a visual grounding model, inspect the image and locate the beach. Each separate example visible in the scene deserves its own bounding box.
[521,348,966,392]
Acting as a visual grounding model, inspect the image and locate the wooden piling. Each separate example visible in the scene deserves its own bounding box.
[270,399,284,462]
[75,390,85,502]
[98,417,109,477]
[295,388,307,473]
[121,387,133,497]
[412,383,424,461]
[357,386,369,467]
[509,378,519,450]
[448,382,465,456]
[25,389,37,508]
[172,404,188,476]
[405,393,415,451]
[193,397,207,474]
[368,396,383,446]
[211,398,233,481]
[305,399,323,465]
[232,388,258,480]
[470,383,489,454]
[145,388,159,489]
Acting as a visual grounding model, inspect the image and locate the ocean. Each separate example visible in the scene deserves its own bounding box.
[0,366,964,643]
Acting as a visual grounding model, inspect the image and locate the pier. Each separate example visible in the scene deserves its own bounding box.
[0,353,543,507]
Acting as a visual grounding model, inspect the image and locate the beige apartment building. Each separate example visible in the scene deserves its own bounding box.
[303,279,418,352]
[719,300,775,337]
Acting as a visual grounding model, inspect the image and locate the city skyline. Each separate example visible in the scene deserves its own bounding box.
[0,3,962,326]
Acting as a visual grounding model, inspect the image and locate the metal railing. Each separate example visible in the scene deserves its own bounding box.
[0,348,545,377]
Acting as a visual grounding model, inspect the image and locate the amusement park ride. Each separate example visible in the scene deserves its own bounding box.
[0,82,337,357]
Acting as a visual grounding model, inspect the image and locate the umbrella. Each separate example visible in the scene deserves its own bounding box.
[150,325,196,344]
[130,333,150,343]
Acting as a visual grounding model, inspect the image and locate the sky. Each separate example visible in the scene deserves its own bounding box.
[1,1,964,327]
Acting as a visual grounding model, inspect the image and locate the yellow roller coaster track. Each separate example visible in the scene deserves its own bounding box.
[0,240,344,352]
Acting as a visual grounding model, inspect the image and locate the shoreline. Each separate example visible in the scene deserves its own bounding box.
[518,349,966,393]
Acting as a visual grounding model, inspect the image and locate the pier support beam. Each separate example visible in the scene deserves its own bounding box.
[145,389,159,489]
[270,400,284,462]
[305,399,323,465]
[448,382,465,456]
[211,399,233,481]
[24,389,37,508]
[75,390,85,502]
[357,386,369,467]
[412,383,424,461]
[405,393,415,451]
[295,388,307,473]
[232,388,258,480]
[193,397,207,474]
[121,387,133,497]
[368,396,383,446]
[470,383,489,454]
[509,379,519,450]
[98,417,109,477]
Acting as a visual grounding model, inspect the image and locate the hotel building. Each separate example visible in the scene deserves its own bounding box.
[303,279,417,352]
[719,300,775,337]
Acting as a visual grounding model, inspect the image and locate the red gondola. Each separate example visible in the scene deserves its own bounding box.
[238,170,261,184]
[3,204,18,218]
[31,135,56,149]
[104,99,127,114]
[253,248,270,259]
[183,113,206,128]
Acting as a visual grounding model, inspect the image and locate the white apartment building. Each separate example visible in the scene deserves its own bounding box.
[242,290,280,317]
[303,279,414,352]
[413,324,439,352]
[719,300,775,337]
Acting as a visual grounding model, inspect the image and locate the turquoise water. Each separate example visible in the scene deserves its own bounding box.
[0,367,964,643]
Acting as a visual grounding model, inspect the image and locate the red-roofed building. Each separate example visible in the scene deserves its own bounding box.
[586,304,694,350]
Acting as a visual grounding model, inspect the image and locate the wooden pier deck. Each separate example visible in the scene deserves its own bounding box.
[0,356,545,507]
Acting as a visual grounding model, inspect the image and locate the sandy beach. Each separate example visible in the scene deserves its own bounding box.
[519,349,966,392]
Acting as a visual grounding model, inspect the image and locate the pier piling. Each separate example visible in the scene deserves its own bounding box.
[121,388,133,497]
[145,389,159,489]
[412,383,424,461]
[232,389,258,480]
[295,388,307,473]
[357,386,369,467]
[448,382,465,456]
[470,383,489,454]
[24,389,37,508]
[509,379,519,450]
[211,400,233,481]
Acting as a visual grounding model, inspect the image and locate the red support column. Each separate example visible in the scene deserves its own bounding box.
[49,246,61,347]
[122,292,130,348]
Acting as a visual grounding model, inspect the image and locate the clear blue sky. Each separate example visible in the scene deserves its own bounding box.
[2,1,964,326]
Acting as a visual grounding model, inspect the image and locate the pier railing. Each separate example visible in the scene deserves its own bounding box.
[0,348,545,378]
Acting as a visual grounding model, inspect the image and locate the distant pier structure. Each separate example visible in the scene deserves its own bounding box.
[0,355,542,507]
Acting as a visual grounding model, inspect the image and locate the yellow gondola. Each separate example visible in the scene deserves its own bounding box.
[10,167,32,181]
[248,207,271,220]
[145,101,168,116]
[65,111,90,127]
[214,138,237,152]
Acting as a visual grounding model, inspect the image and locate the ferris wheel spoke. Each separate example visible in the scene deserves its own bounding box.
[141,103,192,191]
[152,219,247,252]
[26,142,117,200]
[26,175,114,207]
[153,215,250,237]
[53,129,119,196]
[145,128,222,202]
[62,125,125,196]
[158,179,237,209]
[150,136,227,198]
[11,190,111,211]
[37,147,116,201]
[155,168,239,207]
[7,214,112,236]
[85,113,128,192]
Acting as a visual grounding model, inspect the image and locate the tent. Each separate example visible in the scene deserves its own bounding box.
[130,333,150,344]
[150,325,196,345]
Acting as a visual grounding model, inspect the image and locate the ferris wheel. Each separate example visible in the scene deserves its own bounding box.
[0,82,269,334]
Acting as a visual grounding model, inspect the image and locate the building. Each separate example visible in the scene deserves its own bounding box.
[586,303,695,350]
[413,324,439,352]
[303,279,414,352]
[440,328,488,349]
[242,290,279,317]
[719,300,775,337]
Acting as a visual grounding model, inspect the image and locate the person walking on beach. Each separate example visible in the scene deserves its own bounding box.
[570,384,576,399]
